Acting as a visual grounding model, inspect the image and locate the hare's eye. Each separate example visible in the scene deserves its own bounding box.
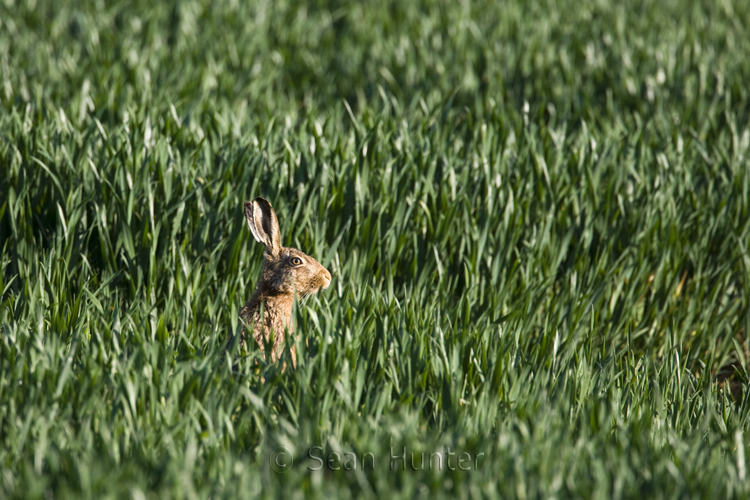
[291,257,303,266]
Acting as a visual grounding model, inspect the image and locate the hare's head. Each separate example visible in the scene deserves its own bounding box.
[244,197,331,296]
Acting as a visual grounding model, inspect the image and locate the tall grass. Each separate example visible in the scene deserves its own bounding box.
[1,0,749,498]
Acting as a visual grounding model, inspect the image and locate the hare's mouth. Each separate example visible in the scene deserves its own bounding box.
[320,268,332,291]
[320,275,331,290]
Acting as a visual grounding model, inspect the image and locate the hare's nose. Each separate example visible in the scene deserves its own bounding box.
[322,268,332,288]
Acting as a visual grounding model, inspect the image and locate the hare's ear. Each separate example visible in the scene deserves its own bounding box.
[245,197,282,257]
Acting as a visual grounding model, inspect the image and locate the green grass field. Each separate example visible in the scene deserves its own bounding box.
[2,0,750,497]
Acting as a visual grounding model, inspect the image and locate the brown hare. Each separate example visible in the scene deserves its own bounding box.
[231,197,331,369]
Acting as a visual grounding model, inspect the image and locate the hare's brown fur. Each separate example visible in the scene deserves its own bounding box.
[232,197,331,368]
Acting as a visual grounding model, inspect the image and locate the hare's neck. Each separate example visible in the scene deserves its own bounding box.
[242,291,293,329]
[262,294,293,323]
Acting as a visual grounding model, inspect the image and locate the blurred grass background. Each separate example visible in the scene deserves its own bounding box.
[1,0,749,498]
